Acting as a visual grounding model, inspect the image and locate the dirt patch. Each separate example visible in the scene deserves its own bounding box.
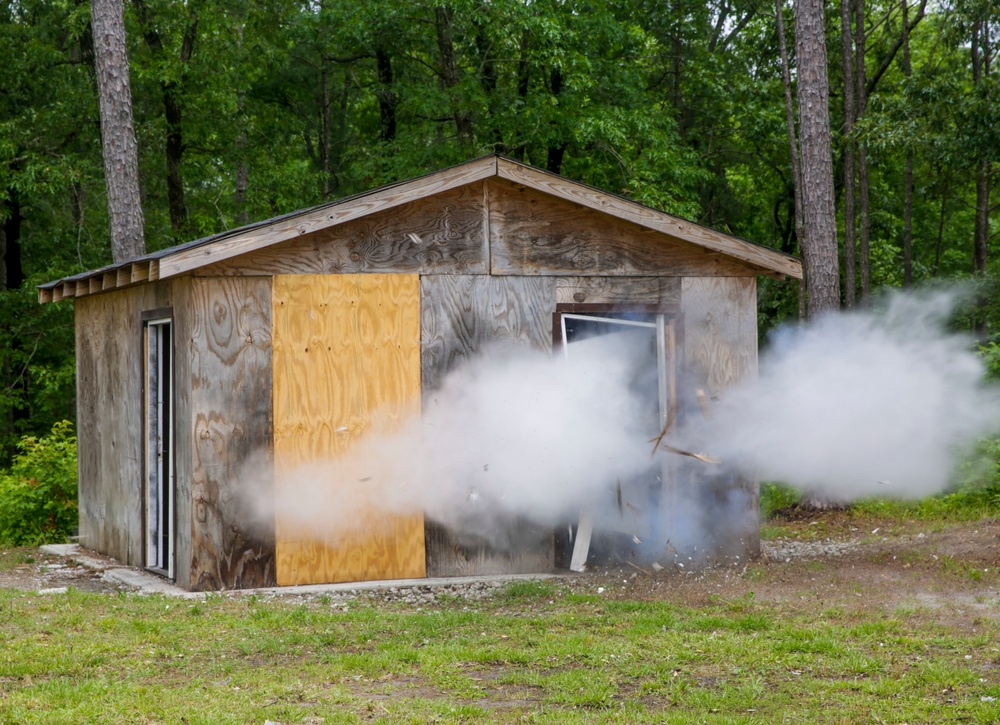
[0,548,135,594]
[579,514,1000,628]
[2,513,999,620]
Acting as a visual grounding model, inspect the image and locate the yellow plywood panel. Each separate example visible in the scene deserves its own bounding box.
[273,274,425,585]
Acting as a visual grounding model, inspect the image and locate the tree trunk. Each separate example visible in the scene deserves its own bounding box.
[902,0,913,287]
[0,196,24,291]
[375,47,397,142]
[91,0,145,263]
[855,0,871,307]
[434,6,473,146]
[971,18,991,278]
[546,67,568,175]
[794,0,841,316]
[132,0,196,241]
[840,0,857,307]
[776,0,807,319]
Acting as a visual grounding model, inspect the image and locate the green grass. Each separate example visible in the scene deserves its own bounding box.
[1,580,999,723]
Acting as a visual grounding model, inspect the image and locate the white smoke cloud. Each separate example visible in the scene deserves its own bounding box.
[264,288,1000,560]
[690,289,1000,501]
[270,334,656,546]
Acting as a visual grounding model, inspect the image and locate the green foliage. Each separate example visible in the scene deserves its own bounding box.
[0,421,78,545]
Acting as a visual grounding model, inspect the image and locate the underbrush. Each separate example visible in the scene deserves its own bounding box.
[0,421,77,546]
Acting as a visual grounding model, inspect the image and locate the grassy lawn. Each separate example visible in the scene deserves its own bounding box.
[1,565,998,724]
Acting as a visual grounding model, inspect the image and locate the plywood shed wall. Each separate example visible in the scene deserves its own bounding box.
[53,156,801,591]
[75,277,275,590]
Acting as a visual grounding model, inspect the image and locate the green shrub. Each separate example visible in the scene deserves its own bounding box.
[0,420,77,545]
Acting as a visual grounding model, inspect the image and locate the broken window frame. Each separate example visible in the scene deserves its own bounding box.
[552,304,680,571]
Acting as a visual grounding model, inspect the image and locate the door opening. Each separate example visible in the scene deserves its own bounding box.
[145,318,174,579]
[554,306,677,570]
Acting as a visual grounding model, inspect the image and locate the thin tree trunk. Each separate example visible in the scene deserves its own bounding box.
[375,47,397,142]
[0,197,23,291]
[840,0,857,307]
[855,0,871,307]
[434,6,473,146]
[91,0,145,262]
[474,18,503,152]
[902,0,914,287]
[320,52,331,198]
[132,0,197,241]
[972,19,991,278]
[777,0,807,320]
[546,67,568,174]
[795,0,841,316]
[235,92,249,227]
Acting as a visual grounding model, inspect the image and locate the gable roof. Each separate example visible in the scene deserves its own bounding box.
[38,155,802,303]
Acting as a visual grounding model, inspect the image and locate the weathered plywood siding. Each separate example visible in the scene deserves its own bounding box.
[187,277,275,590]
[76,280,189,569]
[197,183,489,277]
[420,275,555,576]
[554,276,681,306]
[488,179,755,277]
[680,277,759,557]
[420,275,555,391]
[273,274,425,585]
[681,277,758,396]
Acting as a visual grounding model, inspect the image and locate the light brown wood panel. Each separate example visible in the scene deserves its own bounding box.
[197,184,489,278]
[419,275,554,393]
[680,276,759,558]
[187,277,275,591]
[273,274,425,585]
[488,179,757,278]
[554,276,681,305]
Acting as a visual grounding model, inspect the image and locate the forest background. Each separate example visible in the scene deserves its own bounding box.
[0,0,998,471]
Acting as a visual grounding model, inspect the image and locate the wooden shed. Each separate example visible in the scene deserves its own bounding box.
[38,156,802,591]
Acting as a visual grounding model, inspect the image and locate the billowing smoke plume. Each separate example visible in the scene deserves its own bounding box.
[263,288,1000,558]
[685,289,1000,502]
[269,334,657,547]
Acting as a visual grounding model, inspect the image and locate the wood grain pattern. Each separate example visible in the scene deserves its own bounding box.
[488,179,758,278]
[680,276,759,558]
[75,280,185,569]
[161,159,498,278]
[424,520,554,576]
[273,274,425,585]
[554,277,681,305]
[420,275,554,392]
[681,277,758,396]
[196,184,488,278]
[419,275,556,576]
[496,159,802,279]
[187,277,275,591]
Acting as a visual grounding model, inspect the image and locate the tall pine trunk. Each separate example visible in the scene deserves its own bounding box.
[855,0,871,307]
[777,0,807,320]
[795,0,841,316]
[902,0,914,287]
[91,0,145,263]
[840,0,856,307]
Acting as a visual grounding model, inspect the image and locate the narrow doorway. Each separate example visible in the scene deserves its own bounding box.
[554,305,678,570]
[145,317,174,579]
